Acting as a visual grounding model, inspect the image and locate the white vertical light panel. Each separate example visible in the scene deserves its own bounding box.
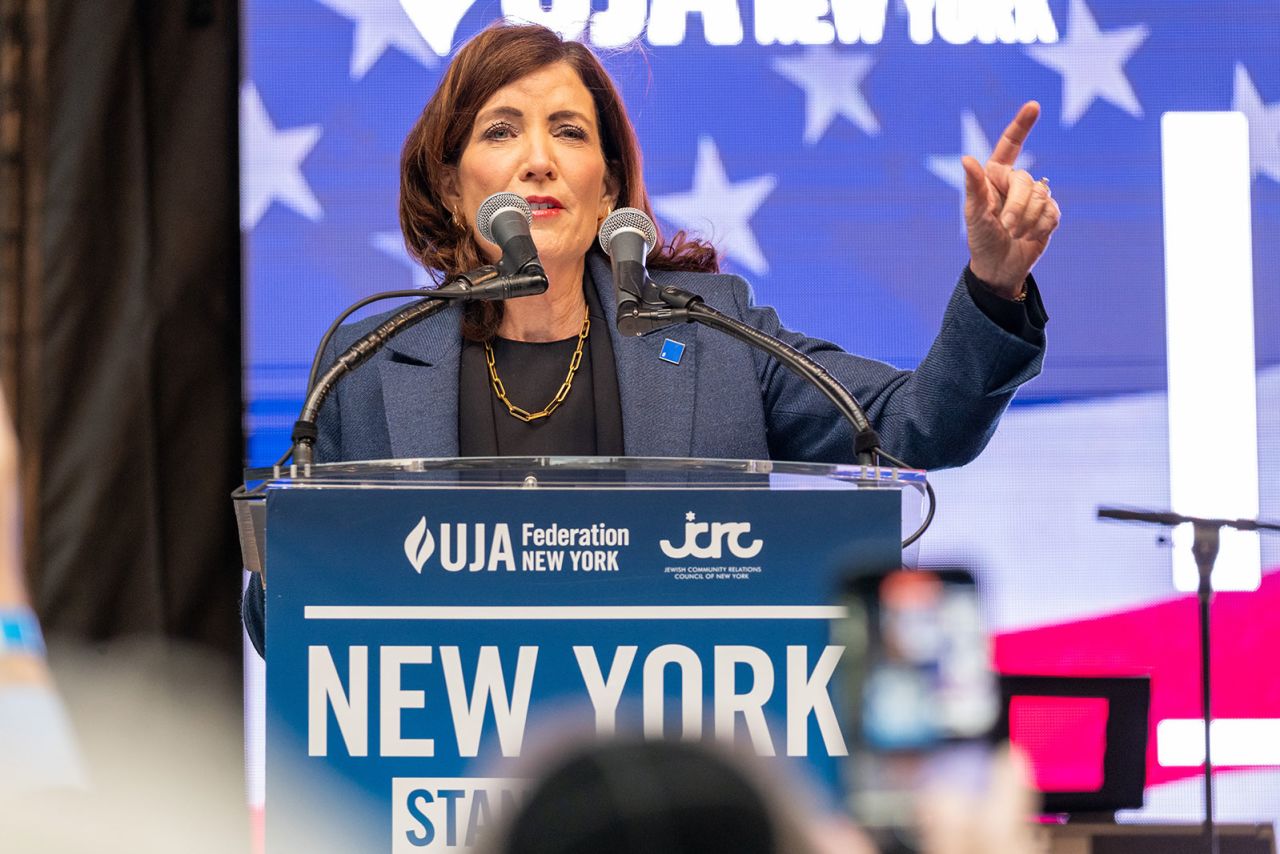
[1161,112,1260,592]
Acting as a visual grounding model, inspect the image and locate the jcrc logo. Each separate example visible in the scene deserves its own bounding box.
[659,512,763,560]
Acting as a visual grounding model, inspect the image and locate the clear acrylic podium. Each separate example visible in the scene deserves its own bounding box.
[233,456,927,853]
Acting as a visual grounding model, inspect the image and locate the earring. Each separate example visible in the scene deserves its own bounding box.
[450,209,466,232]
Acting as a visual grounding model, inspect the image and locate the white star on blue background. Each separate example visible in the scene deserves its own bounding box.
[653,137,777,276]
[239,83,323,231]
[1232,63,1280,184]
[1025,0,1147,127]
[316,0,438,79]
[772,46,880,144]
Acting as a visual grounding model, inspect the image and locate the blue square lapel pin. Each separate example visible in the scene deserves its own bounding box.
[658,338,685,365]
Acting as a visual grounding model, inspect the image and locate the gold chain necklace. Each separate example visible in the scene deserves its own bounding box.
[484,306,590,422]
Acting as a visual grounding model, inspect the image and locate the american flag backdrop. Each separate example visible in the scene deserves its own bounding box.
[241,0,1280,832]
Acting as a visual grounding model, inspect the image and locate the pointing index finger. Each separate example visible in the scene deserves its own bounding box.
[988,101,1040,168]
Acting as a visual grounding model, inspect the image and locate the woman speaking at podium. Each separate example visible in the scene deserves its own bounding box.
[243,22,1058,654]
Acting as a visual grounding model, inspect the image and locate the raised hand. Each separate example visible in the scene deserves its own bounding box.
[916,745,1041,854]
[962,101,1061,297]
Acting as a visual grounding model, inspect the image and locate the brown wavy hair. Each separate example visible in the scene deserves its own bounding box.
[399,23,718,340]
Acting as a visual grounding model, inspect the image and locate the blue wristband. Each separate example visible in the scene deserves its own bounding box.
[0,608,46,656]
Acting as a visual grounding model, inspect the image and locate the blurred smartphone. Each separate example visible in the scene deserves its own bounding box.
[833,567,1000,852]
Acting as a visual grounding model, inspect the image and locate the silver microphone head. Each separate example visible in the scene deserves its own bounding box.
[477,192,533,244]
[598,207,659,257]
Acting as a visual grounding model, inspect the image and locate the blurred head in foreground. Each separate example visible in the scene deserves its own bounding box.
[477,738,835,854]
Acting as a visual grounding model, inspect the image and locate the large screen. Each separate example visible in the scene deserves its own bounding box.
[242,0,1280,831]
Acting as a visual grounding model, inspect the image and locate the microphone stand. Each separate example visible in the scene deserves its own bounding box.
[291,296,452,468]
[618,277,938,549]
[289,268,548,469]
[623,281,883,465]
[1097,507,1280,854]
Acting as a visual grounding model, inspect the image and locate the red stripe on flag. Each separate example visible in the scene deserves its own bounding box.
[993,568,1280,789]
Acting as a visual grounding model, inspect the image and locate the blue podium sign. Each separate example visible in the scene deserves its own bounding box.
[263,482,900,851]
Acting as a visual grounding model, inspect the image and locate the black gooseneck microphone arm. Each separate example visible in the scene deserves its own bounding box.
[291,295,451,467]
[644,285,882,460]
[597,208,932,546]
[288,268,549,468]
[288,193,546,469]
[626,283,935,548]
[599,209,882,465]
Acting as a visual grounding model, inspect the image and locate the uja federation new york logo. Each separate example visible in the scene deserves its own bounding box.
[402,517,632,574]
[401,512,762,573]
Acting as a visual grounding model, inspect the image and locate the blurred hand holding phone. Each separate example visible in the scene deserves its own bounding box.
[834,566,1039,854]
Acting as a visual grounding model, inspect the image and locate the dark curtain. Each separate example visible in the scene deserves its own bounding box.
[0,0,243,657]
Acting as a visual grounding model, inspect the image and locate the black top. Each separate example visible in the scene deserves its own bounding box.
[459,270,625,456]
[965,266,1048,344]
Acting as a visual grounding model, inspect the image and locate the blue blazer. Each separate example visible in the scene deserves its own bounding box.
[312,253,1043,471]
[245,255,1044,655]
